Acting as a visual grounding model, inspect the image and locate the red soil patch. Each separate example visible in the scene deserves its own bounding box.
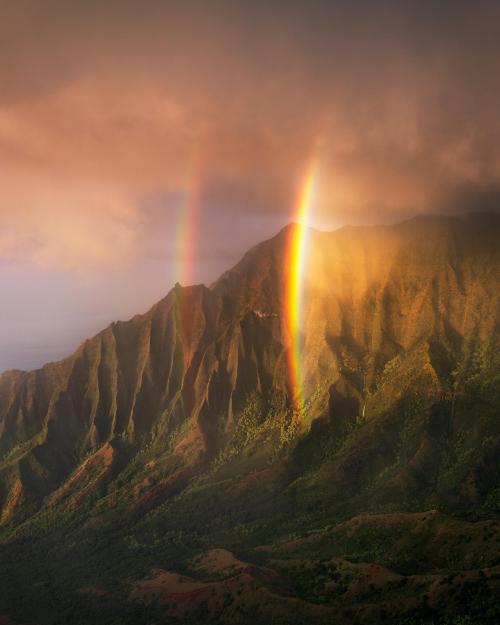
[1,479,24,523]
[48,443,116,509]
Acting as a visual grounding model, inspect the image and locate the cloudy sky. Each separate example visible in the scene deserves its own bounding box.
[1,0,500,371]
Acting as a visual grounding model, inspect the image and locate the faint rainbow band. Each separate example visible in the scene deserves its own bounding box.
[173,154,201,288]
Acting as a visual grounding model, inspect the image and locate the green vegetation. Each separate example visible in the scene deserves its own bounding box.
[0,342,498,624]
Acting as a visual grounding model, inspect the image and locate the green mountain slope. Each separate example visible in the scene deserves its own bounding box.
[0,214,499,624]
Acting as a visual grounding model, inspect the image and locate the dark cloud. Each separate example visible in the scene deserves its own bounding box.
[442,183,500,215]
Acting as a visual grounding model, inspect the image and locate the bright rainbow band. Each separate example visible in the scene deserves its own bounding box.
[284,157,319,412]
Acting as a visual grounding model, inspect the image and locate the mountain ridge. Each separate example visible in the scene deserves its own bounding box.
[1,214,499,507]
[1,211,496,378]
[0,213,499,624]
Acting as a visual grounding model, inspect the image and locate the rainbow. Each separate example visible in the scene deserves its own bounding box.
[284,157,320,412]
[170,151,204,374]
[173,155,201,287]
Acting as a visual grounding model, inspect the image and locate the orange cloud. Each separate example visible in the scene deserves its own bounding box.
[1,1,499,269]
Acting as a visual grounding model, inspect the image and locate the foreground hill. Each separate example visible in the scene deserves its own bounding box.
[0,213,499,624]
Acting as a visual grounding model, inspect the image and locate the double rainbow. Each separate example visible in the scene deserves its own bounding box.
[172,148,319,411]
[284,157,320,412]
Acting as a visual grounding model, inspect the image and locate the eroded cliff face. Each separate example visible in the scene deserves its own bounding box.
[0,278,287,518]
[0,214,498,522]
